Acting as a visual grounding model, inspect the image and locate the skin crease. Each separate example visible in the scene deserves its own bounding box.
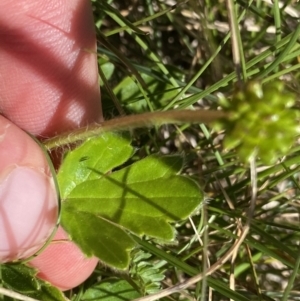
[0,0,101,291]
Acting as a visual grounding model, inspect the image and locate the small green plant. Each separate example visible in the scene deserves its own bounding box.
[129,250,165,295]
[2,1,300,301]
[58,133,203,269]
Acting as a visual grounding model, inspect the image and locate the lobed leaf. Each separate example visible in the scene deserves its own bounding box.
[59,136,203,270]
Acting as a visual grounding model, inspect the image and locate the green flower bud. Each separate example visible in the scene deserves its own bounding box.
[216,81,299,164]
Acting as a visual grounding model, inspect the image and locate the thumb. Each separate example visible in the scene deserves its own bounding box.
[0,116,58,262]
[0,114,98,292]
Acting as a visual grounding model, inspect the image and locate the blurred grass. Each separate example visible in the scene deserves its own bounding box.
[75,0,300,300]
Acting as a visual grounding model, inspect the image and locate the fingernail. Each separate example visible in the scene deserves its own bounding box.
[0,166,58,262]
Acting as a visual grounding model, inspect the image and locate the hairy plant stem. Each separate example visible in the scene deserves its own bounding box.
[43,110,226,150]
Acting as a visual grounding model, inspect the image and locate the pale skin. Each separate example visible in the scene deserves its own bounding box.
[0,0,102,291]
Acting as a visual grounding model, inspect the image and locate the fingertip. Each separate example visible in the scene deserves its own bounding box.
[29,227,98,291]
[0,167,58,261]
[0,116,58,262]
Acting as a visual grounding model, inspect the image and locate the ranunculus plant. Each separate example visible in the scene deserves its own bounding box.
[1,80,299,300]
[0,130,203,300]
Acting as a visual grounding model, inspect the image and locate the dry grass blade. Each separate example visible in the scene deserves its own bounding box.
[133,227,250,301]
[0,288,40,301]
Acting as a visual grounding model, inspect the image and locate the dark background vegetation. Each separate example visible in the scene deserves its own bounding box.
[81,1,300,300]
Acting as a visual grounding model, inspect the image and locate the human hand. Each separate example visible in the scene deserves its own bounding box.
[0,0,102,291]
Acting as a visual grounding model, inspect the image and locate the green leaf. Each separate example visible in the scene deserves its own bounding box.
[99,59,115,85]
[113,154,184,181]
[57,133,133,199]
[1,264,66,301]
[130,250,165,294]
[114,73,178,113]
[82,279,141,301]
[61,210,135,269]
[63,175,199,239]
[61,153,202,269]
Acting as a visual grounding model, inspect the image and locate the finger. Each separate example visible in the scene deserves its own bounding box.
[0,116,58,262]
[0,0,101,290]
[29,227,98,291]
[0,0,102,137]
